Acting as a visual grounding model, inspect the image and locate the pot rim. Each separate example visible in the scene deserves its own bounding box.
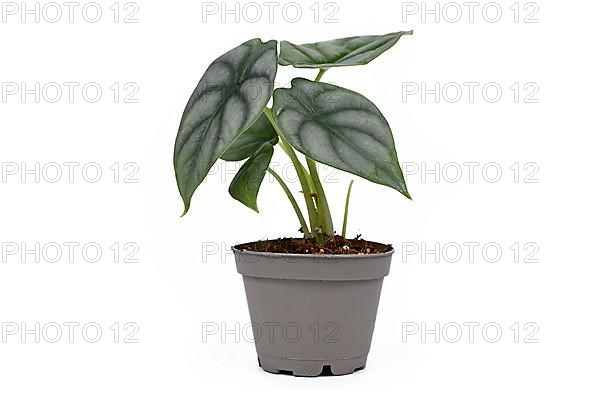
[232,246,395,259]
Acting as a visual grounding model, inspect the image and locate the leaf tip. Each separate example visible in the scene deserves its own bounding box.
[244,200,260,213]
[179,200,191,217]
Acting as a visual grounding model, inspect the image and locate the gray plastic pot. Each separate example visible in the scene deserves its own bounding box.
[233,246,393,377]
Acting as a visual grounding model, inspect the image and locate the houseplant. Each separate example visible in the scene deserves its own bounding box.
[174,30,413,376]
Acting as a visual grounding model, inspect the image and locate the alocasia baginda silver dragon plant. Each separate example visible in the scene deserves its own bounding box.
[174,31,413,243]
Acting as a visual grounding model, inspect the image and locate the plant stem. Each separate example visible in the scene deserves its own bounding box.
[267,167,309,237]
[342,180,354,238]
[259,69,331,241]
[263,108,319,235]
[315,69,326,82]
[307,68,336,243]
[306,157,334,240]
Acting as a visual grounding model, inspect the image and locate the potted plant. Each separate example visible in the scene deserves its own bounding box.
[174,30,413,376]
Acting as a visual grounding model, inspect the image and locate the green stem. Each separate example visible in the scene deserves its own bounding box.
[263,108,318,235]
[267,168,309,237]
[302,68,335,243]
[303,163,317,195]
[306,157,334,240]
[315,69,326,82]
[342,180,354,238]
[260,69,330,240]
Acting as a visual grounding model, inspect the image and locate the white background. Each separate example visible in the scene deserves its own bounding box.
[1,0,598,398]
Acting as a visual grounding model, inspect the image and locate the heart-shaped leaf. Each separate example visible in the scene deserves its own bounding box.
[272,78,410,198]
[228,143,274,212]
[278,31,412,69]
[221,113,278,161]
[174,39,277,215]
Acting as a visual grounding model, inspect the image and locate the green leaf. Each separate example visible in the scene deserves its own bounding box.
[174,38,278,215]
[272,78,410,199]
[221,113,278,161]
[278,31,412,69]
[228,143,274,212]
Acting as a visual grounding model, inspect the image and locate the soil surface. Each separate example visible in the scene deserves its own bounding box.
[234,235,393,255]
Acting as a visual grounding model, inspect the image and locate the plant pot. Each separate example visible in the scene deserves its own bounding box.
[233,245,393,377]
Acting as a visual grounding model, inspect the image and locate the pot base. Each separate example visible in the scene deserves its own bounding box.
[258,354,367,377]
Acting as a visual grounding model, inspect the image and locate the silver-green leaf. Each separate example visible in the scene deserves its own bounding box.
[272,78,410,198]
[278,31,412,68]
[221,113,278,161]
[228,143,274,212]
[174,39,277,215]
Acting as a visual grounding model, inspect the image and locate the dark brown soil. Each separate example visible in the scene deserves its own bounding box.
[234,235,393,255]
